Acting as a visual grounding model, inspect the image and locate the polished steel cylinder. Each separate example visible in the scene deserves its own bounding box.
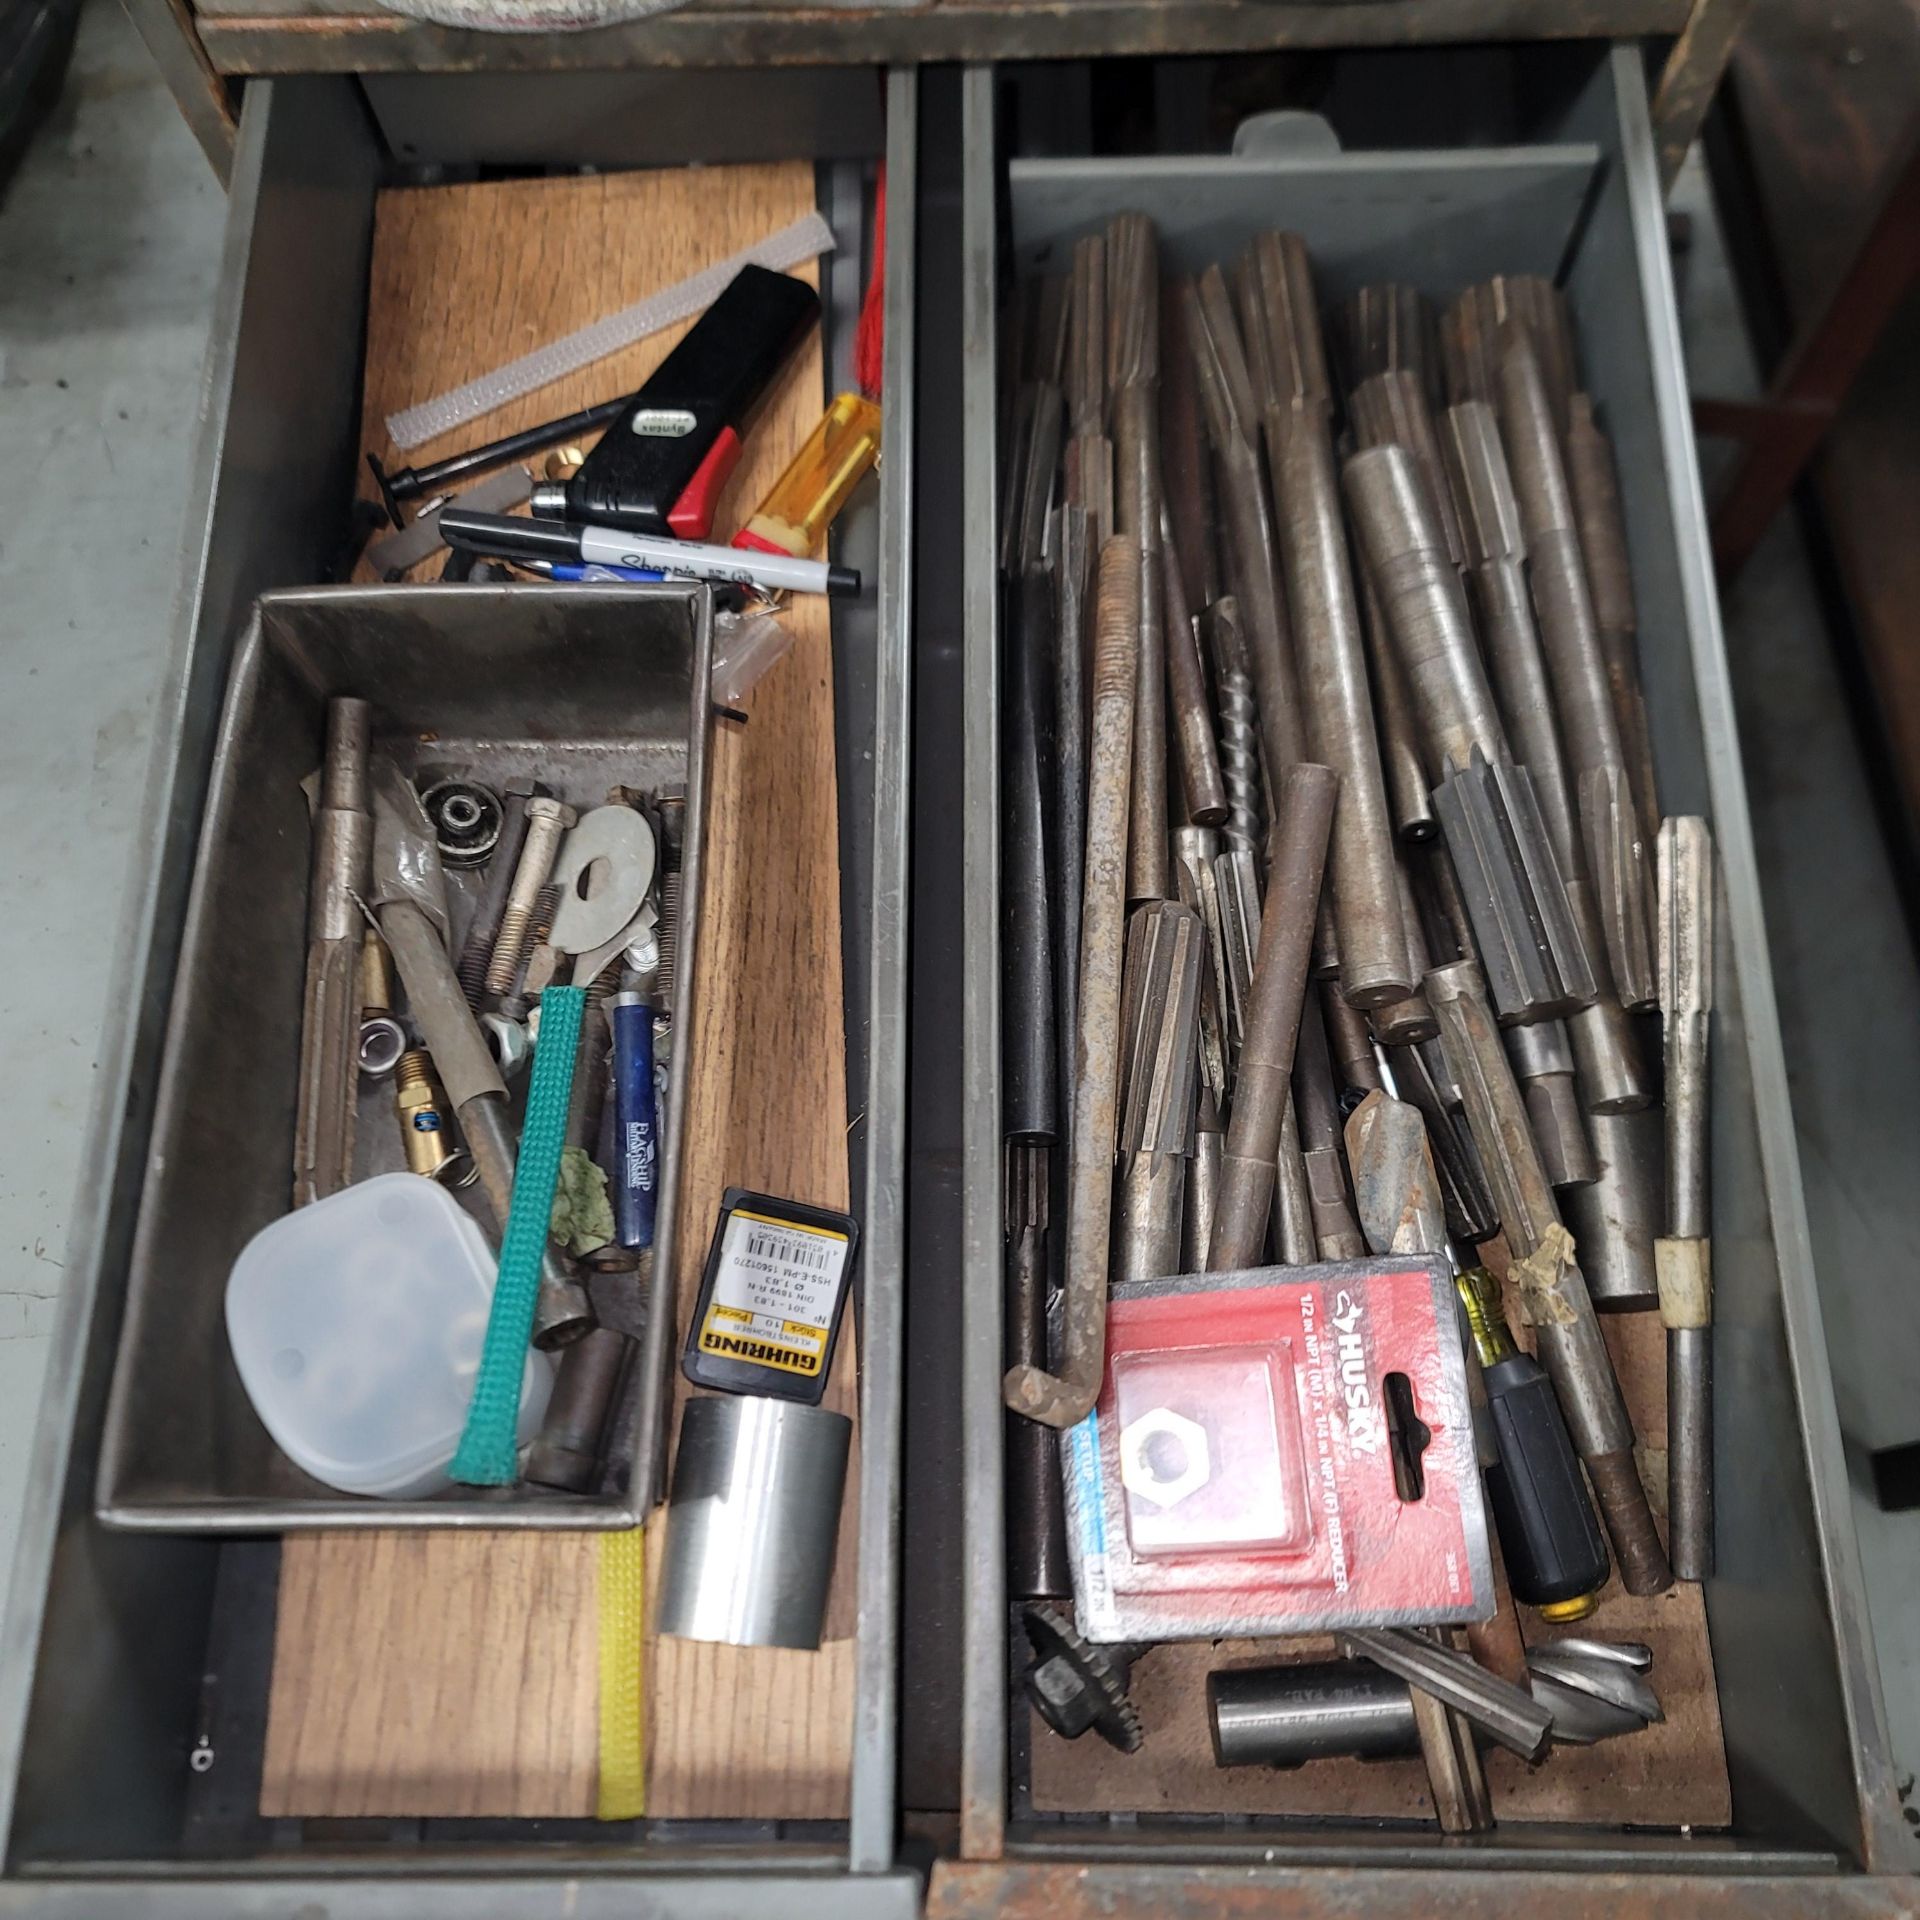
[656,1396,853,1650]
[1275,408,1412,1008]
[1565,1107,1662,1310]
[1208,764,1339,1271]
[1344,443,1508,779]
[1006,538,1138,1428]
[1669,1325,1714,1580]
[1210,1661,1419,1769]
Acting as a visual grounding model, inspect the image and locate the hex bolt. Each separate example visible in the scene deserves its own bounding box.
[484,797,576,995]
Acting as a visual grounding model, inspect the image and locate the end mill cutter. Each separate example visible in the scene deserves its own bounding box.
[1425,958,1672,1594]
[1658,815,1715,1581]
[294,696,372,1209]
[1006,537,1137,1430]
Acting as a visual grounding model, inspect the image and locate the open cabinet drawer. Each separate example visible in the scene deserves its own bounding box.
[937,43,1905,1918]
[0,65,915,1917]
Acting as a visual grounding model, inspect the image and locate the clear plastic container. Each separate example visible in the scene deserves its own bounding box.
[225,1172,554,1499]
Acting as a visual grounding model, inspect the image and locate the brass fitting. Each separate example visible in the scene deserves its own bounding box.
[394,1050,470,1184]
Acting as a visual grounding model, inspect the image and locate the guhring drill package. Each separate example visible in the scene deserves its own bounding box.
[1062,1258,1494,1642]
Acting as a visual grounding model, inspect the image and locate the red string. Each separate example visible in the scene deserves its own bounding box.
[854,166,886,401]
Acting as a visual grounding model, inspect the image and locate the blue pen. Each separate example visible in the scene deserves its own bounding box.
[610,991,658,1248]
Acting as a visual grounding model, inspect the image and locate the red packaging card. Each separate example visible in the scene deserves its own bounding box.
[1063,1259,1494,1642]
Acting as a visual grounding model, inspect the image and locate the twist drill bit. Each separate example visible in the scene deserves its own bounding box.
[1006,537,1137,1430]
[1186,270,1309,792]
[1658,815,1715,1580]
[1335,282,1442,409]
[1567,395,1660,842]
[1350,368,1468,576]
[1245,241,1410,1011]
[1113,901,1204,1284]
[1496,334,1656,1011]
[1066,236,1113,538]
[1444,399,1648,1113]
[1174,825,1231,1109]
[1161,511,1229,827]
[1111,217,1171,905]
[1443,274,1577,434]
[1205,595,1267,858]
[1208,764,1339,1271]
[1161,276,1222,615]
[1006,1143,1070,1599]
[1425,959,1672,1594]
[294,696,372,1209]
[1563,1107,1663,1311]
[1293,992,1367,1261]
[1504,1019,1596,1189]
[1345,441,1595,1025]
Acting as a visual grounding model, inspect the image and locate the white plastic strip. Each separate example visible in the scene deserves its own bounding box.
[385,210,838,451]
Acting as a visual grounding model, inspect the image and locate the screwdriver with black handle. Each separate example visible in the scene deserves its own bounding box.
[1456,1266,1610,1621]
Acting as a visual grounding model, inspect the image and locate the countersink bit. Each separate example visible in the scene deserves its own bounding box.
[1564,1107,1662,1311]
[1205,595,1267,858]
[1444,398,1648,1111]
[1496,334,1655,1010]
[1426,959,1672,1594]
[1527,1639,1664,1744]
[1341,1627,1554,1763]
[1334,282,1441,409]
[1066,236,1112,537]
[1292,992,1367,1261]
[1006,1143,1070,1600]
[1346,1087,1447,1258]
[1659,815,1715,1580]
[1504,1019,1596,1188]
[1186,270,1309,790]
[1174,825,1231,1108]
[1006,537,1137,1430]
[1003,567,1058,1145]
[1385,1035,1500,1247]
[294,696,372,1209]
[1207,763,1339,1271]
[1567,395,1660,841]
[1184,1085,1225,1272]
[1161,511,1229,827]
[1343,442,1594,1024]
[1443,275,1577,435]
[1054,507,1094,1115]
[1113,900,1204,1286]
[1161,277,1223,615]
[1350,368,1468,575]
[1359,563,1438,847]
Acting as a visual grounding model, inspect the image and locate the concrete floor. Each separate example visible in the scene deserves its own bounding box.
[0,3,1916,1851]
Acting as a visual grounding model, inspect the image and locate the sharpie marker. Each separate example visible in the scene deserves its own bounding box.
[440,507,859,598]
[514,559,667,583]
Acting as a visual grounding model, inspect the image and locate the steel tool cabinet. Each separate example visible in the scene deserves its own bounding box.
[0,25,1910,1920]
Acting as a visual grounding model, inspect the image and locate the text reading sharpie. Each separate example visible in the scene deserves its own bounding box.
[439,508,859,598]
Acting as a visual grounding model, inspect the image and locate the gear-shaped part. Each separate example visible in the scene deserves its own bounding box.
[1021,1603,1145,1753]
